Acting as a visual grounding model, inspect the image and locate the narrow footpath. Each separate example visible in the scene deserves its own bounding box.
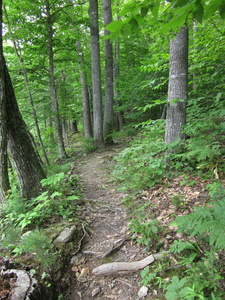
[67,146,149,300]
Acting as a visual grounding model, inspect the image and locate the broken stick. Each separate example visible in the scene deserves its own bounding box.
[92,255,154,275]
[92,252,170,276]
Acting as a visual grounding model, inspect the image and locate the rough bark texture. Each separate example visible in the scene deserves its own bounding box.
[103,0,114,143]
[0,0,10,203]
[46,0,67,158]
[4,6,50,166]
[89,0,104,148]
[5,62,46,199]
[165,27,188,145]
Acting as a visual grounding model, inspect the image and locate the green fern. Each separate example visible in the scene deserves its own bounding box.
[171,196,225,250]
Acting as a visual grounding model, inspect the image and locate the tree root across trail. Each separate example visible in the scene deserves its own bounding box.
[65,146,159,300]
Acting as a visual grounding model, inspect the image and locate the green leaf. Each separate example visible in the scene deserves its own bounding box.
[171,98,185,103]
[160,11,188,33]
[129,18,139,33]
[134,14,144,26]
[120,2,139,16]
[106,20,123,32]
[67,195,79,200]
[141,6,149,18]
[219,2,225,19]
[150,4,159,18]
[121,22,131,37]
[174,0,190,8]
[193,3,204,23]
[51,191,62,199]
[204,0,223,20]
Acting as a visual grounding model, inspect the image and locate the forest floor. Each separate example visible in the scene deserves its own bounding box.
[0,141,219,300]
[64,141,212,300]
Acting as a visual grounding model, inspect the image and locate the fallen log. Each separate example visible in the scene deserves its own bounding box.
[92,252,170,276]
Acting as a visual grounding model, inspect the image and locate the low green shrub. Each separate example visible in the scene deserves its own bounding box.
[113,119,167,190]
[129,218,162,248]
[171,184,225,250]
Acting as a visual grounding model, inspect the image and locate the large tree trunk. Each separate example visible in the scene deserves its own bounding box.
[89,0,104,149]
[5,62,46,199]
[46,0,67,158]
[0,0,10,203]
[4,6,50,166]
[165,27,188,146]
[103,0,114,143]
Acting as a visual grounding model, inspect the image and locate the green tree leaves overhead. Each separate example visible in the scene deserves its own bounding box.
[106,0,225,40]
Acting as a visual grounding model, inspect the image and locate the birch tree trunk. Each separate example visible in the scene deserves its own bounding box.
[0,0,10,203]
[165,27,188,146]
[89,0,104,148]
[46,0,67,158]
[103,0,114,143]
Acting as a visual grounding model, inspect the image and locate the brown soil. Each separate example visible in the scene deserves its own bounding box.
[65,144,147,300]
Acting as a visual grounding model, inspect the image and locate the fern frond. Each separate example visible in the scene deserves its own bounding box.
[172,198,225,250]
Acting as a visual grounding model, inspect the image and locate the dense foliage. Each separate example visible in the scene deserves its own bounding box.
[0,0,225,298]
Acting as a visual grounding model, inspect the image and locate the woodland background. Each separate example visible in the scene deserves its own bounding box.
[0,0,225,299]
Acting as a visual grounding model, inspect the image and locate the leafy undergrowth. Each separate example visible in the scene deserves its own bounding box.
[0,153,84,296]
[111,119,225,299]
[120,173,225,299]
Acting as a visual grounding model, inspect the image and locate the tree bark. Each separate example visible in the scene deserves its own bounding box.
[46,0,67,158]
[103,0,114,143]
[0,0,10,203]
[4,6,50,166]
[76,43,93,138]
[165,27,188,146]
[89,0,104,148]
[5,61,46,199]
[113,14,123,131]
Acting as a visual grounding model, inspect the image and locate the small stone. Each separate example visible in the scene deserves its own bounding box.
[138,286,148,298]
[80,267,89,277]
[70,253,84,266]
[21,231,32,239]
[92,286,101,297]
[54,225,76,243]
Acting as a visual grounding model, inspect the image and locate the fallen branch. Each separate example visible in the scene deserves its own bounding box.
[92,255,154,275]
[92,251,170,276]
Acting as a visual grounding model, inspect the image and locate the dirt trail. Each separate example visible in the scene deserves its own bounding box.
[69,146,148,300]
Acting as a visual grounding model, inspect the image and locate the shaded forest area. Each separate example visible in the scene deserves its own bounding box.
[0,0,225,299]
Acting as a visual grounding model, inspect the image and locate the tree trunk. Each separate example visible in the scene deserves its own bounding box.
[71,120,79,133]
[113,15,123,131]
[4,6,50,166]
[46,0,67,158]
[103,0,114,143]
[5,61,46,199]
[165,27,188,146]
[0,0,10,203]
[89,0,104,149]
[76,43,93,138]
